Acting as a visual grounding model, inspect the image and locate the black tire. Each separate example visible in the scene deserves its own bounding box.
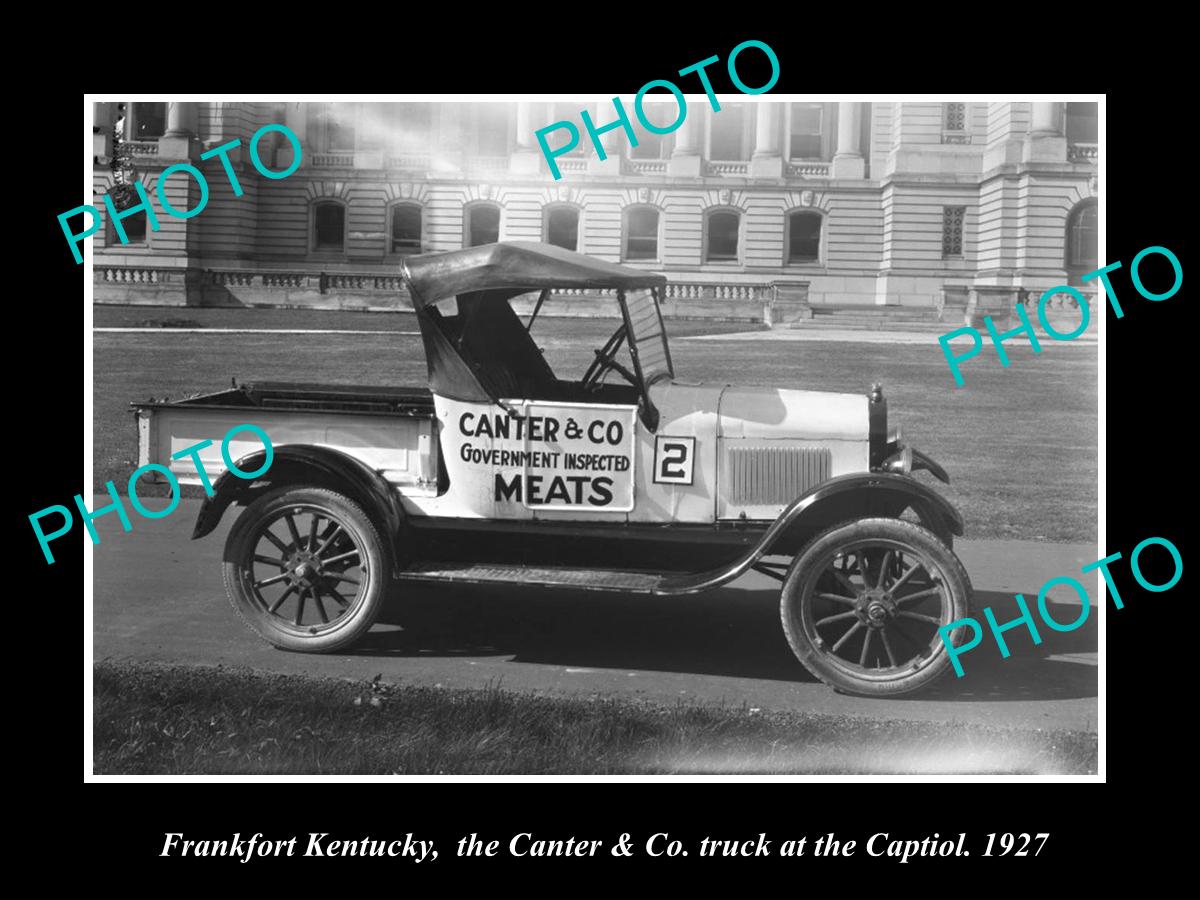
[779,517,973,697]
[222,486,388,653]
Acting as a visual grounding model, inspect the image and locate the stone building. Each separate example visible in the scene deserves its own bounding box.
[90,100,1098,324]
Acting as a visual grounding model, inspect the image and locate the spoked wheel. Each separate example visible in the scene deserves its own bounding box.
[780,517,973,696]
[222,487,388,653]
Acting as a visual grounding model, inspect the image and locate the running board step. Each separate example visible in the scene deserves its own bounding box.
[399,562,666,593]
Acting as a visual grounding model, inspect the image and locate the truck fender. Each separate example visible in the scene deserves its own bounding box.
[764,471,963,549]
[657,473,963,595]
[192,444,407,575]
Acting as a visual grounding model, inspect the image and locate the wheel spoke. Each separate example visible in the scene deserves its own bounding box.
[261,529,289,554]
[888,561,923,594]
[815,592,857,606]
[880,628,899,667]
[308,513,320,552]
[294,589,307,626]
[832,569,859,596]
[831,621,862,653]
[253,554,286,567]
[284,514,303,549]
[323,548,360,566]
[315,525,345,557]
[268,585,296,614]
[898,610,944,626]
[815,610,858,627]
[253,571,290,589]
[875,550,893,589]
[311,588,330,624]
[325,586,349,607]
[323,572,361,587]
[859,628,873,666]
[895,586,943,605]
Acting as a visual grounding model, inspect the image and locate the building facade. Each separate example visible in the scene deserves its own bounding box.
[91,100,1098,323]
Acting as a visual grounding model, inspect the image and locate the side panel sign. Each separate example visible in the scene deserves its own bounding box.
[456,402,638,512]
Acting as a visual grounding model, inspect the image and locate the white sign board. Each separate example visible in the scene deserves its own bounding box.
[454,401,638,512]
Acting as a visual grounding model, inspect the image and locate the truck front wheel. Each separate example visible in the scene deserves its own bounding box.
[222,487,388,653]
[779,517,973,696]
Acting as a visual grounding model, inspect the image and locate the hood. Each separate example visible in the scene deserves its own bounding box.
[717,386,869,442]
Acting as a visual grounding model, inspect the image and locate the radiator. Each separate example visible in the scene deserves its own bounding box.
[724,444,832,506]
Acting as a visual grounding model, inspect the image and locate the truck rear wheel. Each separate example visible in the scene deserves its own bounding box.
[223,487,387,653]
[779,517,973,697]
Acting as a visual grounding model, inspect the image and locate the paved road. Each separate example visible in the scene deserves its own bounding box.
[91,498,1098,733]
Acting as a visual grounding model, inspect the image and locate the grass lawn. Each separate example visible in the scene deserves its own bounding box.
[92,305,1096,542]
[93,660,1097,775]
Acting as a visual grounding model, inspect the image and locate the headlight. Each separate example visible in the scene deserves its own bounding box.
[883,445,913,474]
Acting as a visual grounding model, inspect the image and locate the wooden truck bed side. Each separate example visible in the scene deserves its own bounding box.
[133,381,440,497]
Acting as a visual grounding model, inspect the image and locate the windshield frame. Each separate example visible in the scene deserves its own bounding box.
[615,286,673,430]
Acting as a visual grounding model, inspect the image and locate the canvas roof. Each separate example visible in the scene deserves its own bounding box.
[401,241,667,306]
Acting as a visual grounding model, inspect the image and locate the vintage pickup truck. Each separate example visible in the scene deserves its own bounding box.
[133,242,972,696]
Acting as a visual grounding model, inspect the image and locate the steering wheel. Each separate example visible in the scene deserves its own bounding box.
[580,324,638,391]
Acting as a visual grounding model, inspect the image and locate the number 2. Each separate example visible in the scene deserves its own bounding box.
[654,436,695,485]
[661,443,687,479]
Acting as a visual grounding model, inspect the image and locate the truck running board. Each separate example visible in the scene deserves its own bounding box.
[399,562,665,594]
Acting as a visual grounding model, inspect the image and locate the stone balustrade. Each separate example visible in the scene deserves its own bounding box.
[705,161,750,176]
[1067,143,1098,162]
[785,161,832,177]
[94,263,793,322]
[628,159,668,175]
[312,152,356,167]
[124,141,160,157]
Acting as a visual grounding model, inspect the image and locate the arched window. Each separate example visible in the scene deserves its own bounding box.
[312,201,346,251]
[465,203,501,247]
[705,210,741,262]
[544,206,580,251]
[623,207,659,261]
[786,211,822,264]
[1066,200,1098,274]
[390,203,422,255]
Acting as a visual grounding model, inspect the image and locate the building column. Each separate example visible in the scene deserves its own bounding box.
[668,100,702,176]
[832,101,865,178]
[588,100,623,175]
[158,101,198,159]
[276,102,308,171]
[1030,101,1063,135]
[749,102,783,177]
[510,100,541,174]
[1024,101,1066,162]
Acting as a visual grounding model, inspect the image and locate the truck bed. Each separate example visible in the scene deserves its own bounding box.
[133,381,439,495]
